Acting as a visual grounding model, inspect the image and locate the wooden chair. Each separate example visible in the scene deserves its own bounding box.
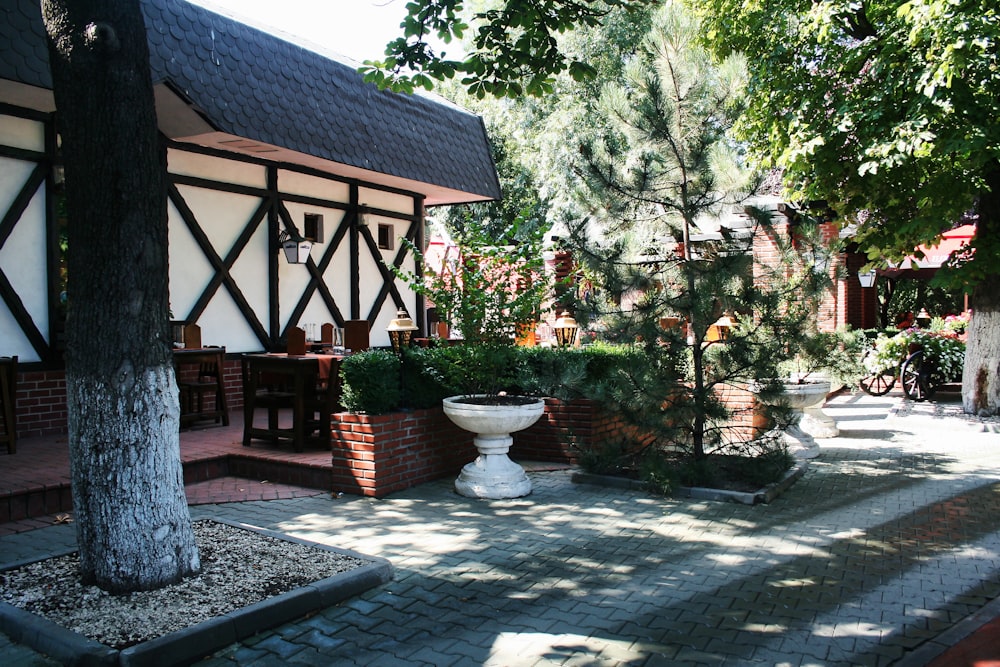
[183,323,202,349]
[176,347,229,427]
[241,355,297,448]
[344,319,370,352]
[287,326,307,356]
[0,356,17,454]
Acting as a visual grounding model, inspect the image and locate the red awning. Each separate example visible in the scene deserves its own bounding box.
[880,224,975,278]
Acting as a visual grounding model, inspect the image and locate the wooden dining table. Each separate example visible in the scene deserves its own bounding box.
[241,352,343,452]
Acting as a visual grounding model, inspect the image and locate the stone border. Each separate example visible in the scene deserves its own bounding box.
[0,518,393,666]
[571,459,809,505]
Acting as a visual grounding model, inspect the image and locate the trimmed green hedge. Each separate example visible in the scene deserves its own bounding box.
[337,343,640,414]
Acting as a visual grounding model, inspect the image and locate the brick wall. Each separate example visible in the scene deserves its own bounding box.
[11,359,246,438]
[13,370,68,439]
[329,398,641,498]
[326,395,761,498]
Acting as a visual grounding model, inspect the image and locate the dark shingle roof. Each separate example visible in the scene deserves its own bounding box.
[0,0,501,202]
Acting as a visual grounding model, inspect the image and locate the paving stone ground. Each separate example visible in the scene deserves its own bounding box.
[2,389,1000,666]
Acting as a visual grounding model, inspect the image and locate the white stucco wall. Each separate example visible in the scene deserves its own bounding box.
[166,149,420,352]
[0,112,49,362]
[0,123,422,361]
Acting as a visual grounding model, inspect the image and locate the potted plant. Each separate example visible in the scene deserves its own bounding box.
[388,218,554,498]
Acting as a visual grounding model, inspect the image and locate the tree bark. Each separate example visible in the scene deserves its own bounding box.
[42,0,199,592]
[963,173,1000,415]
[964,280,1000,415]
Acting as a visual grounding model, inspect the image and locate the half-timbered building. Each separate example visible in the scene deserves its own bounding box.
[0,0,500,437]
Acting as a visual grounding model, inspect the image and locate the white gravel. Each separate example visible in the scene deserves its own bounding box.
[0,520,366,649]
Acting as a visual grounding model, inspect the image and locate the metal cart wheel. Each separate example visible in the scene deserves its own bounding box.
[900,350,937,402]
[859,371,896,396]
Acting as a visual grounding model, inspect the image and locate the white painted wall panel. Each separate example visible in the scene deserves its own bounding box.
[168,149,267,189]
[167,197,213,320]
[0,185,47,362]
[278,170,349,202]
[0,115,44,153]
[359,187,416,215]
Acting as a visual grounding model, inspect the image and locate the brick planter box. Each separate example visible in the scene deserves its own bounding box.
[329,398,630,498]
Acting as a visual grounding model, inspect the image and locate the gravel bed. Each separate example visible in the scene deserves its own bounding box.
[0,520,366,649]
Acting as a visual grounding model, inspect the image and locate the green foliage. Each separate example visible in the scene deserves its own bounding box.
[695,0,1000,291]
[566,3,802,463]
[437,127,550,244]
[361,0,657,98]
[778,326,869,390]
[399,346,457,409]
[340,344,637,413]
[876,277,967,329]
[339,350,402,414]
[388,215,551,349]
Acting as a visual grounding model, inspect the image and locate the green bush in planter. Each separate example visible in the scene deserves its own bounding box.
[400,347,458,409]
[514,346,590,400]
[339,350,402,414]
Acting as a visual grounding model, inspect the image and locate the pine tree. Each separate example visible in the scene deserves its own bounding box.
[566,2,816,483]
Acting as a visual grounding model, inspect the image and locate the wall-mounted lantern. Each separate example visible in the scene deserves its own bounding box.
[707,312,735,342]
[386,308,418,355]
[278,229,312,264]
[553,311,579,347]
[858,269,877,288]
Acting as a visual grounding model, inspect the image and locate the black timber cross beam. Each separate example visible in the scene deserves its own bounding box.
[0,163,50,360]
[365,216,419,321]
[167,182,269,346]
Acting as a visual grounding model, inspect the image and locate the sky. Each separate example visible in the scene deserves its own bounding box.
[186,0,417,63]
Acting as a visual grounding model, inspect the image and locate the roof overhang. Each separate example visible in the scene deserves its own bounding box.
[2,78,493,207]
[171,129,492,207]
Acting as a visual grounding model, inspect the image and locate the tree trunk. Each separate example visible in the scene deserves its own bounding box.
[963,281,1000,415]
[963,175,1000,416]
[42,0,199,592]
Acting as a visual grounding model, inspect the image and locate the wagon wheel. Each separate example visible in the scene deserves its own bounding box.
[900,350,937,402]
[859,371,896,396]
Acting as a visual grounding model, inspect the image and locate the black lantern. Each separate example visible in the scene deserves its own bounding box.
[386,309,418,355]
[553,312,579,347]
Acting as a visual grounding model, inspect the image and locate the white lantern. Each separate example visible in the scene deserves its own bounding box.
[279,230,312,264]
[858,269,876,288]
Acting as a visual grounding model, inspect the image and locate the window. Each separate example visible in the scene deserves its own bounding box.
[304,213,324,243]
[377,223,394,250]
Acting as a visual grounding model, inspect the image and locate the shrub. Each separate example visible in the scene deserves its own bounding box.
[339,350,402,414]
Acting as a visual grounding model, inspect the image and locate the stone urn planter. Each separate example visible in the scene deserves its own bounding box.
[442,395,545,499]
[754,379,837,459]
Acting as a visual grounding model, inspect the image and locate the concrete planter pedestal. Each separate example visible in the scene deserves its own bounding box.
[755,380,836,459]
[442,395,545,499]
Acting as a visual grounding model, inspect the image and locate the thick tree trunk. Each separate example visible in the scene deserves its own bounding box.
[963,177,1000,415]
[964,281,1000,415]
[42,0,199,592]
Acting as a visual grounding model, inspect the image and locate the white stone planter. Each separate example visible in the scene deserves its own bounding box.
[754,380,837,459]
[442,395,545,499]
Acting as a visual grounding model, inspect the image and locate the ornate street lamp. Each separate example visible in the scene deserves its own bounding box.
[386,309,418,355]
[553,312,579,347]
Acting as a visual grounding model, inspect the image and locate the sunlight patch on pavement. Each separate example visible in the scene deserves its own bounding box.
[489,632,646,665]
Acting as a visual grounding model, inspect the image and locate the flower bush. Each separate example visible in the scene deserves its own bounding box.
[863,328,965,382]
[932,310,971,338]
